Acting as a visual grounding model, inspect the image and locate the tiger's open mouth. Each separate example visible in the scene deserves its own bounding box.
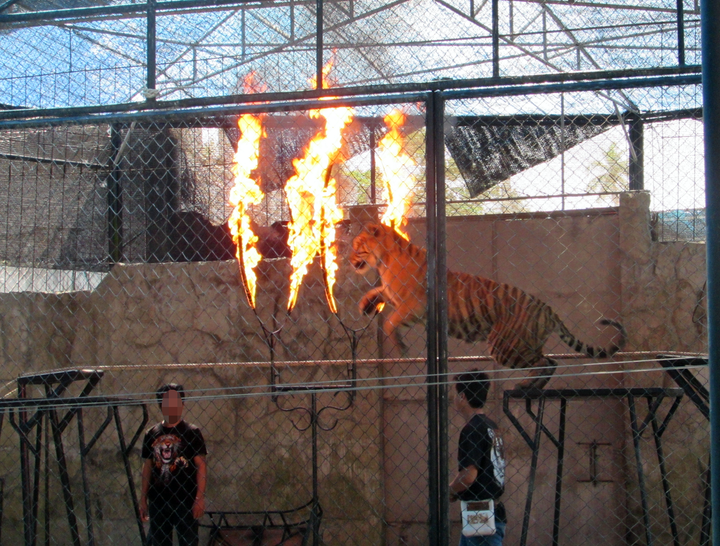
[161,446,173,464]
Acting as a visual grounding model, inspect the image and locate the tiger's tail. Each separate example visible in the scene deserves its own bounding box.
[558,319,627,358]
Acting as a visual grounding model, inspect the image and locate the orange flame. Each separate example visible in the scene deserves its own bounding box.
[285,61,353,313]
[319,175,344,313]
[228,74,266,308]
[377,109,415,240]
[240,70,268,94]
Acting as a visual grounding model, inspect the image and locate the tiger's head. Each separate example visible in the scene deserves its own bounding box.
[151,433,189,484]
[350,223,407,274]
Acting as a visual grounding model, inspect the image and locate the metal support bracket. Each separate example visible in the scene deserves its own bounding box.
[503,387,685,546]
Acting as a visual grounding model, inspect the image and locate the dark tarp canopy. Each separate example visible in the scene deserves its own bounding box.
[445,114,622,198]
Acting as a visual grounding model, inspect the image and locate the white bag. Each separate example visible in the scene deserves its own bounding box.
[461,499,496,537]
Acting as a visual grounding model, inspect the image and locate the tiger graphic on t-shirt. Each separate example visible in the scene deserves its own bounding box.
[152,434,189,484]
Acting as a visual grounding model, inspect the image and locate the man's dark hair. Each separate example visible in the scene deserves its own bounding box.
[454,370,490,409]
[156,383,185,407]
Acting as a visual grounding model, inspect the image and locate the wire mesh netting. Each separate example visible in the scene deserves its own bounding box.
[0,0,711,544]
[0,85,709,546]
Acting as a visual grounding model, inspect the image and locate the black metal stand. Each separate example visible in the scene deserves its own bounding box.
[657,356,711,546]
[5,370,149,546]
[503,387,685,546]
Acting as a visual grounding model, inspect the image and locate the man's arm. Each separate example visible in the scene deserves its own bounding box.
[449,465,479,502]
[192,455,207,519]
[139,458,152,521]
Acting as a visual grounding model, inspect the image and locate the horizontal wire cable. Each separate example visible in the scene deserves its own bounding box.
[3,354,706,398]
[13,353,702,388]
[0,359,707,412]
[14,350,704,373]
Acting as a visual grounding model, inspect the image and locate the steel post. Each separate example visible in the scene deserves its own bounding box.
[146,0,157,100]
[676,0,686,66]
[316,0,323,87]
[552,398,567,546]
[77,410,97,546]
[48,408,81,546]
[311,394,320,546]
[43,423,49,546]
[426,90,440,546]
[370,125,376,204]
[520,398,545,546]
[703,0,720,544]
[629,116,644,191]
[434,89,450,546]
[0,477,4,545]
[107,124,124,263]
[650,408,680,546]
[18,383,34,546]
[628,395,653,546]
[492,0,499,77]
[31,417,42,545]
[114,406,148,546]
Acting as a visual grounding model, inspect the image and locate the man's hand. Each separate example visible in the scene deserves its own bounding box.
[139,497,149,522]
[450,465,477,504]
[192,496,205,519]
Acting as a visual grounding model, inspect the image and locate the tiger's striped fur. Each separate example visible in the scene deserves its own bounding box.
[350,223,627,389]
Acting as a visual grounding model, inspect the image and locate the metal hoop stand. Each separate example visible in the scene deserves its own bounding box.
[249,285,376,545]
[234,213,378,546]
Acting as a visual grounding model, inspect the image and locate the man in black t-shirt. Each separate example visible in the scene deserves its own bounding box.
[140,383,207,546]
[450,370,507,546]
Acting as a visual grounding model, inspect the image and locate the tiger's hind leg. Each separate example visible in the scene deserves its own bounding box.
[382,309,416,358]
[514,357,558,392]
[380,310,407,358]
[489,331,557,391]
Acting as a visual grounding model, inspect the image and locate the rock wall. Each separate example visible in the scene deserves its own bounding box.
[620,191,707,355]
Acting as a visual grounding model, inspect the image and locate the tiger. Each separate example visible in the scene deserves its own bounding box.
[350,223,627,390]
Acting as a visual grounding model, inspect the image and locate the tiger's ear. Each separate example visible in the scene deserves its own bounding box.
[391,228,406,244]
[365,223,384,238]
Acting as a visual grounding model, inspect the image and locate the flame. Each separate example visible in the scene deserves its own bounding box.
[228,73,266,308]
[312,59,335,90]
[285,61,353,313]
[377,109,415,240]
[240,70,268,94]
[320,175,344,313]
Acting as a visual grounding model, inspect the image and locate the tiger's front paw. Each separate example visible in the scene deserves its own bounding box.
[360,295,385,316]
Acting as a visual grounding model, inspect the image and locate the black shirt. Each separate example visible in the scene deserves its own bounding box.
[457,413,506,518]
[141,420,207,507]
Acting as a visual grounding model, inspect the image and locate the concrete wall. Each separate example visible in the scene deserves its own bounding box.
[0,192,708,546]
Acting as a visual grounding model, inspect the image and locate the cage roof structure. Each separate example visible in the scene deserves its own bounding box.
[0,0,701,112]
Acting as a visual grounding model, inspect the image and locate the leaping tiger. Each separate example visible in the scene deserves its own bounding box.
[350,223,627,390]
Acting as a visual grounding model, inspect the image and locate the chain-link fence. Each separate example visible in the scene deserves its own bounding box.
[0,0,712,545]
